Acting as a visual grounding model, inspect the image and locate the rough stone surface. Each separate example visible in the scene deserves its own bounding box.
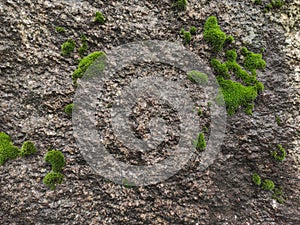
[0,0,299,224]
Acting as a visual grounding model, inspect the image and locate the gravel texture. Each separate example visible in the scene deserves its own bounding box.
[0,0,299,224]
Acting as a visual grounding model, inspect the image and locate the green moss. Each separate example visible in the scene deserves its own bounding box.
[216,78,258,115]
[203,16,230,53]
[244,103,254,115]
[0,132,19,165]
[64,103,74,115]
[45,150,65,172]
[122,178,136,188]
[78,34,89,58]
[61,39,76,56]
[189,26,197,35]
[261,179,275,191]
[241,47,266,76]
[183,31,191,44]
[275,115,282,126]
[272,186,286,204]
[211,58,230,79]
[94,12,106,24]
[173,0,187,11]
[271,0,284,8]
[187,70,208,85]
[252,173,261,186]
[72,51,106,85]
[197,108,202,116]
[254,0,261,4]
[20,141,37,157]
[55,26,65,33]
[193,132,206,151]
[43,171,64,190]
[272,144,286,161]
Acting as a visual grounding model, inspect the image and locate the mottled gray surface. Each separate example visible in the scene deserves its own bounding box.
[0,0,299,224]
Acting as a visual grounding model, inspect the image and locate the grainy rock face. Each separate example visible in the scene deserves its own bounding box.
[0,0,299,224]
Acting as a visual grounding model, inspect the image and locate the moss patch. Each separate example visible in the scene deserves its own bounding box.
[0,132,19,165]
[193,132,206,152]
[20,141,37,157]
[173,0,187,11]
[72,51,106,85]
[261,179,275,191]
[61,39,76,56]
[64,103,74,115]
[43,171,64,190]
[45,150,65,172]
[203,16,234,53]
[252,173,261,186]
[187,70,208,85]
[272,144,286,161]
[94,12,106,24]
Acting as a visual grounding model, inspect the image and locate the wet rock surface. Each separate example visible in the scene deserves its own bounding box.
[0,0,299,224]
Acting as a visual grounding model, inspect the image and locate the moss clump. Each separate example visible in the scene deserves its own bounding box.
[61,39,76,56]
[72,51,106,85]
[78,34,89,58]
[64,103,74,115]
[194,132,206,151]
[173,0,187,11]
[271,0,284,8]
[45,150,65,172]
[187,70,208,85]
[252,173,261,186]
[241,47,266,76]
[55,26,65,33]
[203,16,234,53]
[20,141,37,157]
[43,171,64,190]
[216,78,258,115]
[261,179,275,191]
[254,0,261,4]
[275,115,282,126]
[94,12,106,24]
[272,144,286,161]
[189,26,197,35]
[0,132,19,165]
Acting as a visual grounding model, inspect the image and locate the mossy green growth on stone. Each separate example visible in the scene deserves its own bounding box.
[252,172,261,186]
[193,132,206,151]
[72,51,106,85]
[64,103,74,115]
[45,150,65,172]
[0,132,19,165]
[261,179,275,191]
[61,39,76,56]
[216,78,258,115]
[55,26,65,33]
[173,0,187,11]
[241,47,266,76]
[187,70,208,85]
[189,26,197,35]
[43,171,64,190]
[20,141,37,157]
[94,12,106,24]
[203,16,234,53]
[272,144,286,161]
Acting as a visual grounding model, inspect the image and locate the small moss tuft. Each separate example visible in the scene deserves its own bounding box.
[203,16,228,53]
[55,26,65,33]
[94,12,106,24]
[20,141,37,157]
[64,103,74,115]
[61,39,76,56]
[187,70,208,85]
[261,179,275,191]
[252,173,261,186]
[173,0,187,11]
[272,144,286,161]
[43,171,64,190]
[72,51,106,85]
[189,26,197,35]
[0,132,19,165]
[194,132,206,151]
[45,150,65,172]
